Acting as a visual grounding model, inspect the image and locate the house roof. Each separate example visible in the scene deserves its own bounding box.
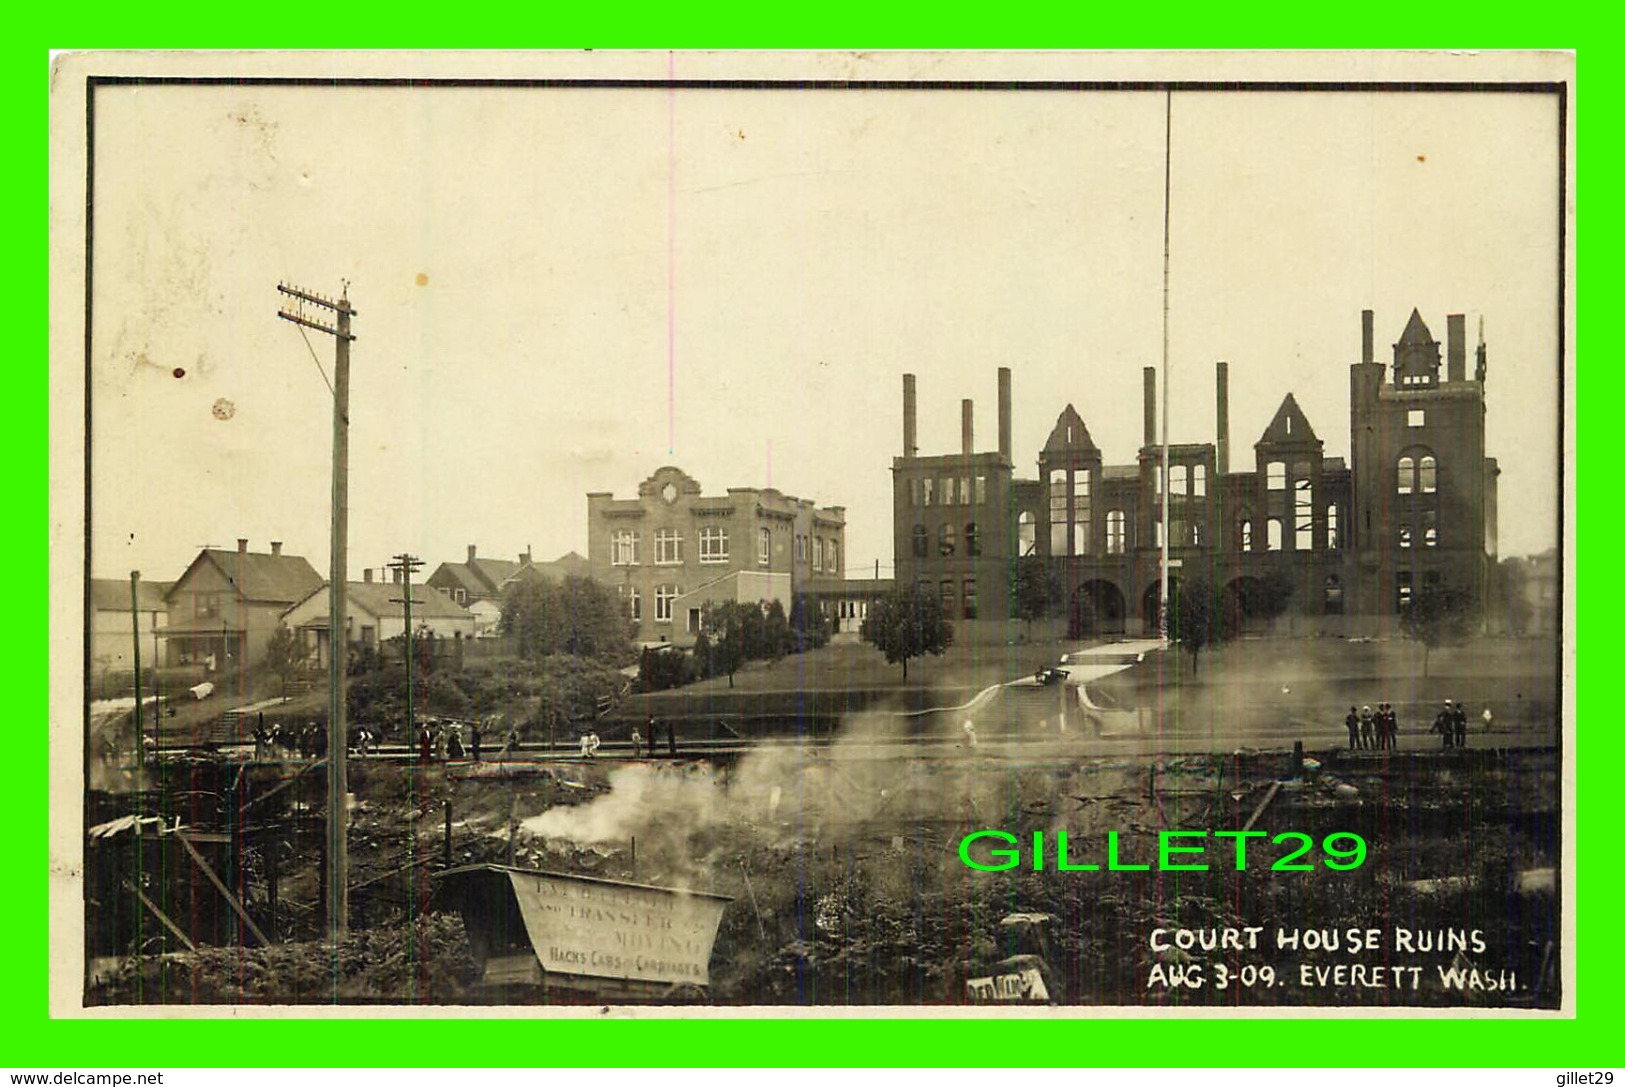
[286,580,475,625]
[432,556,524,596]
[499,551,592,591]
[90,578,169,613]
[167,549,324,606]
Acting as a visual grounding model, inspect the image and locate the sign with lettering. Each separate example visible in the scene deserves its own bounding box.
[506,869,730,987]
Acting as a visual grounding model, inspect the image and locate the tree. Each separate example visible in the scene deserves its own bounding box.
[860,585,953,679]
[265,623,308,697]
[701,601,757,688]
[790,594,832,651]
[1011,555,1062,638]
[501,576,635,662]
[762,599,793,664]
[1400,582,1474,678]
[1168,580,1217,675]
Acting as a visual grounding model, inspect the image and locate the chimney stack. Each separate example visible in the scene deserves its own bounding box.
[962,399,974,458]
[1361,309,1374,365]
[1215,362,1230,477]
[270,540,282,557]
[1142,367,1156,448]
[467,544,477,564]
[364,568,373,584]
[997,367,1012,461]
[237,538,249,554]
[902,374,917,458]
[519,548,532,565]
[1447,313,1466,382]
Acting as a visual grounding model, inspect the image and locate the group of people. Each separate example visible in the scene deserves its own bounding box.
[1344,699,1491,751]
[632,716,680,759]
[252,719,328,761]
[417,721,482,763]
[1344,704,1400,751]
[1431,699,1475,748]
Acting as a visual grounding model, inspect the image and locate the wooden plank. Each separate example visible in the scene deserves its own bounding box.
[125,879,197,952]
[1241,780,1282,833]
[174,829,271,947]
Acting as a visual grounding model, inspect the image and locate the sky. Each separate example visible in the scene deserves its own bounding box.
[83,74,1563,582]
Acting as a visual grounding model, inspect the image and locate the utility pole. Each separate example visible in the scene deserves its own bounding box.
[388,554,425,747]
[278,281,357,943]
[1158,90,1173,642]
[129,571,143,768]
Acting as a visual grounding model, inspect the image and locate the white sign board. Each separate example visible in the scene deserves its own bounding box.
[506,869,729,987]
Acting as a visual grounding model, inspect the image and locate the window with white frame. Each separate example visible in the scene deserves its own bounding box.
[655,585,678,622]
[960,477,970,506]
[1408,409,1426,428]
[1018,511,1036,556]
[827,539,839,573]
[1267,462,1286,491]
[654,529,683,565]
[975,476,987,504]
[1170,465,1187,496]
[1106,509,1126,554]
[627,586,641,621]
[1326,504,1339,549]
[612,529,640,566]
[922,478,934,506]
[1193,463,1207,496]
[1397,456,1414,495]
[758,527,770,566]
[699,526,729,564]
[1267,518,1283,552]
[812,537,823,571]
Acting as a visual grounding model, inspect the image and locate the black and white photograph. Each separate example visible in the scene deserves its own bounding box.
[50,50,1573,1012]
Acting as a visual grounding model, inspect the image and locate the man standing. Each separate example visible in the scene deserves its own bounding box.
[630,726,644,759]
[1453,700,1468,749]
[1434,702,1454,749]
[1345,707,1360,751]
[1358,706,1375,751]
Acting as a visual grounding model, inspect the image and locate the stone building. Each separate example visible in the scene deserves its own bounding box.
[892,308,1499,638]
[587,466,847,645]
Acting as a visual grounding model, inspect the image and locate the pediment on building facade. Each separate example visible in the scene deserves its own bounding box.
[638,466,705,504]
[1257,393,1321,446]
[1042,405,1098,455]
